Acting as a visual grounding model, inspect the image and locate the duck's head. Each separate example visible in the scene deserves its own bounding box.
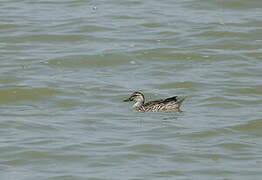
[123,91,145,104]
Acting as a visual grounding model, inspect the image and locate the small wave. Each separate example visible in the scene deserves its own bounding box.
[46,53,131,68]
[216,142,253,150]
[126,144,173,154]
[154,81,207,89]
[0,86,58,103]
[225,86,262,95]
[0,34,88,43]
[229,119,262,133]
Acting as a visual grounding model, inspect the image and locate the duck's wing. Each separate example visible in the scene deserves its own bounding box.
[144,99,165,106]
[144,96,178,106]
[161,96,178,103]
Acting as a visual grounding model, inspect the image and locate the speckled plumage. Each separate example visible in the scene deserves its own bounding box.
[123,92,186,112]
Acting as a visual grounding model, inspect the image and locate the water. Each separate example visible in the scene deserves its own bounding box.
[0,0,262,179]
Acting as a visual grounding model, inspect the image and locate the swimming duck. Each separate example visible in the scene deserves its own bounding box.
[123,91,186,112]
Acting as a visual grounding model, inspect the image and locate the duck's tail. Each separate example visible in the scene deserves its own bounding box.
[176,96,186,108]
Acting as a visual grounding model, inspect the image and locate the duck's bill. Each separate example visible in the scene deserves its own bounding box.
[123,98,130,102]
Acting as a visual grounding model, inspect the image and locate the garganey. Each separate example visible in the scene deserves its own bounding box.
[123,91,186,112]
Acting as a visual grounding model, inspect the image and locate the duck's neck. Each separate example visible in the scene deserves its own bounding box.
[132,101,144,109]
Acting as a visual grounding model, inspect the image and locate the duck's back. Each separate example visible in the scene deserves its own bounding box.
[141,96,183,112]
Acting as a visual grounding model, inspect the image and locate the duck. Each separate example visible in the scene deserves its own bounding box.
[123,91,186,112]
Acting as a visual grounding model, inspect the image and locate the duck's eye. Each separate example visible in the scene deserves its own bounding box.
[130,95,138,100]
